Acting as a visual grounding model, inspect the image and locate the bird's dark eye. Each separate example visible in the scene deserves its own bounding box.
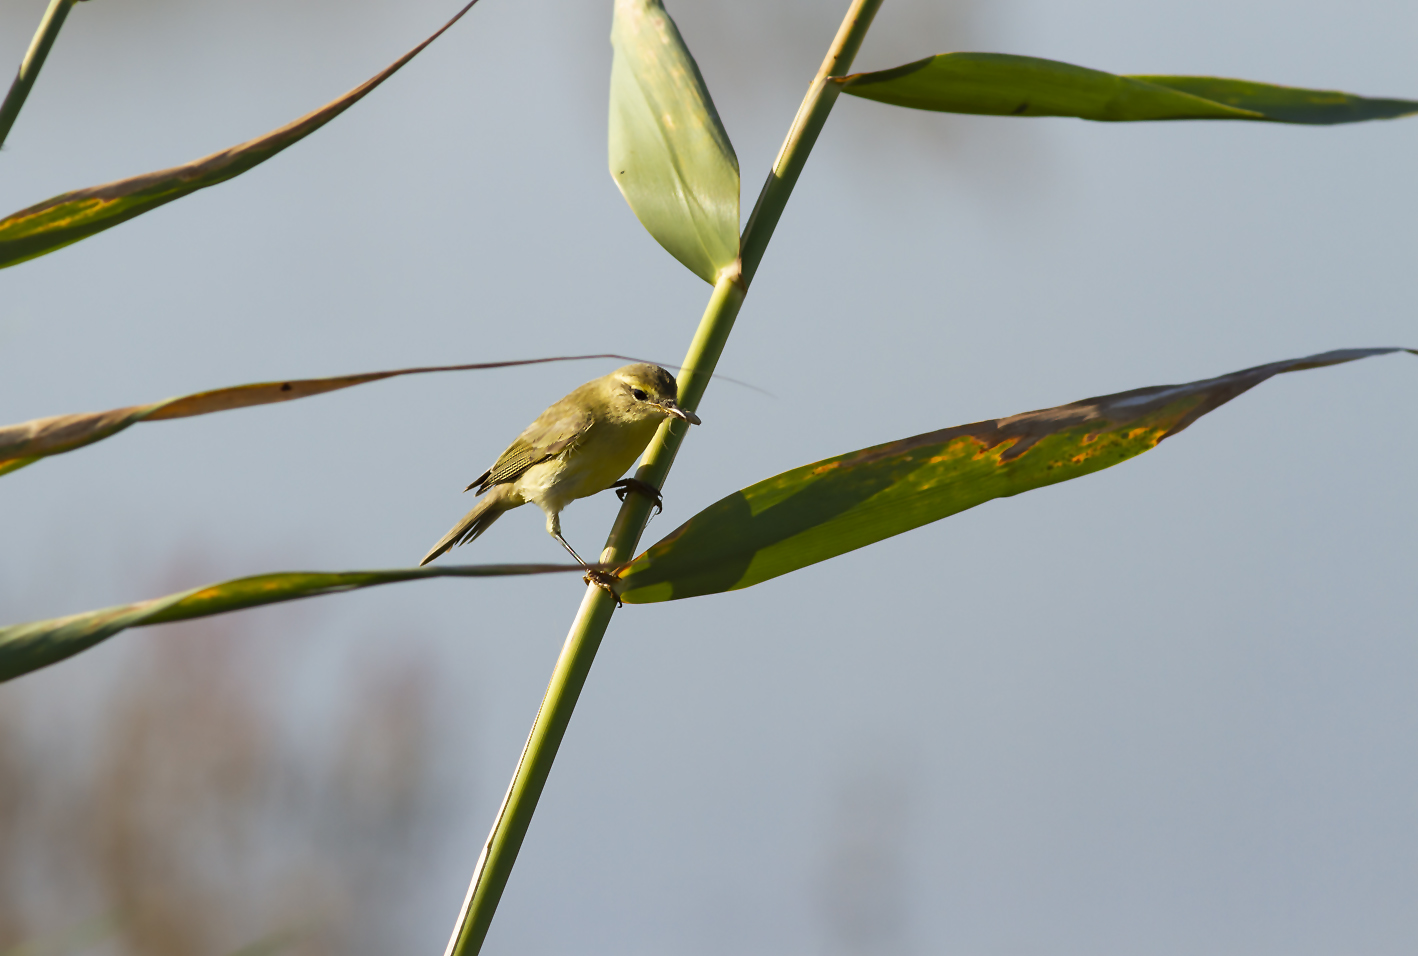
[631,388,648,401]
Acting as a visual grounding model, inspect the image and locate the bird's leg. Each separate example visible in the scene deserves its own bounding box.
[610,478,663,515]
[548,512,622,605]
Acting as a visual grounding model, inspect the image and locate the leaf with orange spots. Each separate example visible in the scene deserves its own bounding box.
[0,0,480,270]
[0,563,589,683]
[618,348,1413,603]
[837,53,1418,124]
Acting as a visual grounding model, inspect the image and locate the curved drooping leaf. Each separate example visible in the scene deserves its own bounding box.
[838,52,1418,124]
[618,348,1414,603]
[0,0,480,270]
[609,0,740,284]
[0,353,653,478]
[0,563,587,683]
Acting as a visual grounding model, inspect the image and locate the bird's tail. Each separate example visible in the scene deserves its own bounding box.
[419,485,517,566]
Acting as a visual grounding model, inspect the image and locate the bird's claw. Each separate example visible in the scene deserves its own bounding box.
[612,478,663,515]
[583,569,623,606]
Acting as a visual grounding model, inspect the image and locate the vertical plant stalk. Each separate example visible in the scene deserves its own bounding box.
[0,0,79,150]
[443,1,884,953]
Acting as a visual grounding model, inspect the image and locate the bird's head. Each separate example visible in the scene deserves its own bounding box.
[605,364,702,425]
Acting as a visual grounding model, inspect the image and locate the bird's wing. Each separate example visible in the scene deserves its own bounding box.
[470,406,594,493]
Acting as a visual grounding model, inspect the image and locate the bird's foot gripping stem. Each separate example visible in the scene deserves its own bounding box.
[554,530,624,606]
[611,478,663,514]
[583,568,623,607]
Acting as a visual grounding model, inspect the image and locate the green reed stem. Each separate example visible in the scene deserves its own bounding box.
[442,2,884,952]
[0,0,80,151]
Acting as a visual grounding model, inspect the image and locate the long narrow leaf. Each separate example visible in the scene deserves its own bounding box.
[0,353,650,478]
[619,348,1414,603]
[0,563,586,683]
[838,52,1418,124]
[1132,75,1418,125]
[609,0,740,283]
[0,0,480,270]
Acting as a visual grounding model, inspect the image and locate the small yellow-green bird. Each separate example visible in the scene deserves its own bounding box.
[420,363,700,570]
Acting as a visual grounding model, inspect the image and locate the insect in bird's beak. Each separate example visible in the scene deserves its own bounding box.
[662,401,701,425]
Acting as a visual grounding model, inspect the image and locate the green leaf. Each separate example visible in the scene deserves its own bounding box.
[1132,75,1418,125]
[609,0,740,284]
[0,353,648,478]
[837,52,1418,124]
[0,0,480,271]
[0,563,586,683]
[619,348,1414,603]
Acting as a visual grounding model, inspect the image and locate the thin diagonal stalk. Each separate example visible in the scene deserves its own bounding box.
[442,1,885,953]
[0,0,80,150]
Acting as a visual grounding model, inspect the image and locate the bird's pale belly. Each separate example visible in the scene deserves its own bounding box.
[513,417,661,516]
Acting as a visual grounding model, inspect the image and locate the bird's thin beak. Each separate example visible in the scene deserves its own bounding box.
[663,402,701,425]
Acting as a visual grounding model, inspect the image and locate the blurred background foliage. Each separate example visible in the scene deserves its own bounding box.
[0,573,444,955]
